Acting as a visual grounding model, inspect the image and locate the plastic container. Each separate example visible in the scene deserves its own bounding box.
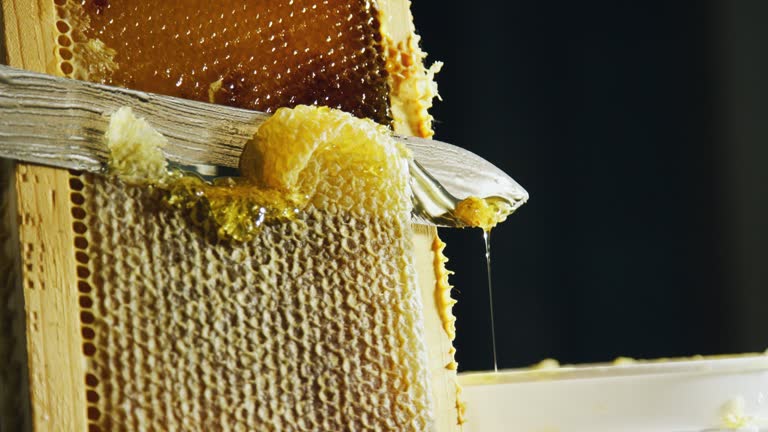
[458,355,768,432]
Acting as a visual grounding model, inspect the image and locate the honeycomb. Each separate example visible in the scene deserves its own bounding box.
[42,0,455,429]
[73,142,433,429]
[58,0,392,124]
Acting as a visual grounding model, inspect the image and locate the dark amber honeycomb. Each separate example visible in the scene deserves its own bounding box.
[45,1,449,430]
[60,0,392,124]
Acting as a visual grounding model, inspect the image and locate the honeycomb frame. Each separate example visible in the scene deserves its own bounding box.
[2,0,460,429]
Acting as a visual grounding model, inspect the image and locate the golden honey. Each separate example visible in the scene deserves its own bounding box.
[63,0,392,123]
[454,196,513,231]
[105,105,409,241]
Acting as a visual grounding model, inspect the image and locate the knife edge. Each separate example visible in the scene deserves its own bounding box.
[0,64,528,223]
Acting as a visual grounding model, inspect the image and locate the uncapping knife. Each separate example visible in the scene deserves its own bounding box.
[0,64,528,226]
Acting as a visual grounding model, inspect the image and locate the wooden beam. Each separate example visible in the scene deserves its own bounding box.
[2,1,88,430]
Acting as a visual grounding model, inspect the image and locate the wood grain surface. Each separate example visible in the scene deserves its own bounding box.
[2,0,88,430]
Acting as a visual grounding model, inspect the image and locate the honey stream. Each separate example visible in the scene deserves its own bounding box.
[483,229,498,372]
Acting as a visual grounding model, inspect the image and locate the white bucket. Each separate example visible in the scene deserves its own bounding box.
[459,355,768,432]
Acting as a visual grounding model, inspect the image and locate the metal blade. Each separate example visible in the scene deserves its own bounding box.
[0,64,528,226]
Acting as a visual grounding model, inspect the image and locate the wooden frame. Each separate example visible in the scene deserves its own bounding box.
[2,1,89,430]
[1,1,461,430]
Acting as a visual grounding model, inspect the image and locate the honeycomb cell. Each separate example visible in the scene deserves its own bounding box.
[52,0,448,429]
[69,0,392,124]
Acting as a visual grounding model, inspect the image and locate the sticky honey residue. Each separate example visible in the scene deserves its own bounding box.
[105,105,409,241]
[432,235,457,349]
[163,175,304,241]
[207,78,223,104]
[59,0,119,81]
[385,35,442,138]
[531,358,561,370]
[455,382,467,425]
[721,397,752,429]
[376,0,442,137]
[73,39,119,81]
[430,233,466,426]
[454,196,513,232]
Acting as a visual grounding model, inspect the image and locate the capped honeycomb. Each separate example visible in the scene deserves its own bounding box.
[73,188,432,430]
[72,105,434,430]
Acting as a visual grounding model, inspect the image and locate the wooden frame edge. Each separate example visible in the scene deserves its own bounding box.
[413,224,463,432]
[2,0,88,430]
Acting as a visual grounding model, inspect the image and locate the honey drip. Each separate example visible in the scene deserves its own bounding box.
[483,229,499,372]
[163,173,304,242]
[409,156,515,230]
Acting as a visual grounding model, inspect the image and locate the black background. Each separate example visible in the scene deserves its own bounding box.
[410,1,768,371]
